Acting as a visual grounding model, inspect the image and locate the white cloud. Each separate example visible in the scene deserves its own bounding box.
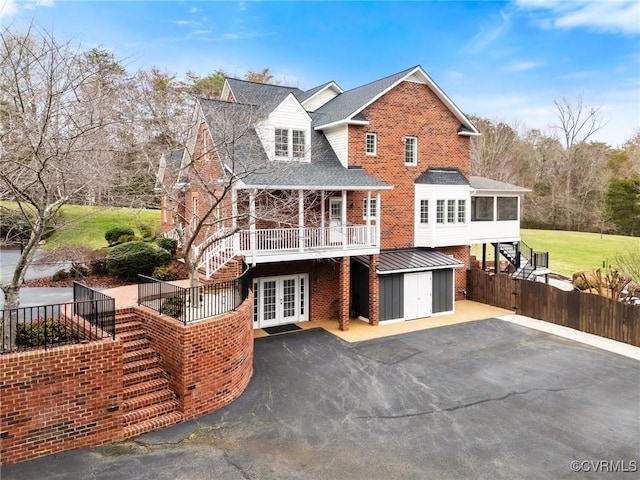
[192,29,213,35]
[516,0,640,35]
[466,9,513,53]
[505,61,544,72]
[0,0,19,18]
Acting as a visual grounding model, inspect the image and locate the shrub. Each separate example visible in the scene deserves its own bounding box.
[161,295,184,318]
[69,265,89,278]
[155,237,178,257]
[106,241,171,281]
[16,319,73,347]
[138,222,156,240]
[89,248,109,274]
[52,269,70,282]
[116,234,139,244]
[151,265,180,281]
[105,227,135,246]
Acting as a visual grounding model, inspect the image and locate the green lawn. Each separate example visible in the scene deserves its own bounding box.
[473,229,640,278]
[45,205,161,250]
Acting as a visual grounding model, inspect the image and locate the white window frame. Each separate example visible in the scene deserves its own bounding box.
[436,199,445,224]
[292,129,305,158]
[419,199,429,224]
[366,132,377,156]
[404,136,417,165]
[457,199,466,224]
[275,128,289,158]
[362,198,377,219]
[447,200,456,224]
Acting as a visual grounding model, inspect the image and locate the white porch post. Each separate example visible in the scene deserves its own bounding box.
[366,190,371,245]
[232,187,239,251]
[249,189,256,264]
[320,190,325,247]
[376,192,381,247]
[341,190,347,249]
[298,190,304,252]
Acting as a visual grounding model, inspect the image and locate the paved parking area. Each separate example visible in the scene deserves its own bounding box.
[3,319,639,479]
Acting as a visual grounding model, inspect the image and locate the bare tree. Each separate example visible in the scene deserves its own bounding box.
[470,116,522,183]
[0,26,122,348]
[158,98,324,288]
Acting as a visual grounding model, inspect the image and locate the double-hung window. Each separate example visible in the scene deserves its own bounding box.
[366,132,377,155]
[292,130,305,158]
[420,200,429,224]
[436,200,445,224]
[363,198,377,219]
[275,128,289,157]
[404,136,417,165]
[275,128,306,160]
[457,199,466,223]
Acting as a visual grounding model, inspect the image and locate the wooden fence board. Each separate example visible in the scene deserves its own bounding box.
[466,270,640,347]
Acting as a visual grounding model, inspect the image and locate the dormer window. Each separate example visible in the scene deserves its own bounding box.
[275,128,289,157]
[274,128,307,160]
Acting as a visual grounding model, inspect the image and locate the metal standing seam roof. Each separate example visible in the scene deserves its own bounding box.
[355,248,465,274]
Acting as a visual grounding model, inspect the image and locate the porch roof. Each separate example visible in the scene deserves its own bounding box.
[356,248,465,274]
[470,176,531,193]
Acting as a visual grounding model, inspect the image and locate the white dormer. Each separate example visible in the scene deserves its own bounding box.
[301,82,343,112]
[256,93,313,162]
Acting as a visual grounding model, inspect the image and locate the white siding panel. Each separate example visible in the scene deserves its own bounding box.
[257,95,312,162]
[469,220,521,244]
[324,125,349,167]
[414,184,470,247]
[304,88,340,112]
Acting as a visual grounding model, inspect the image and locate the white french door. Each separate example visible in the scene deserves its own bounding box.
[253,274,309,328]
[329,197,343,244]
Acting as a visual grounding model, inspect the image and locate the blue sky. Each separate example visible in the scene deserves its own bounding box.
[2,0,639,147]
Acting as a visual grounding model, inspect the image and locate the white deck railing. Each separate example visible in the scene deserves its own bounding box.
[197,225,378,279]
[237,225,377,253]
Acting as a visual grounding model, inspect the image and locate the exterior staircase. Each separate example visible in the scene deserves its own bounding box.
[494,242,549,281]
[115,311,183,439]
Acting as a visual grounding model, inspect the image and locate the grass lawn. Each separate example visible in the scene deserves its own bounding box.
[45,205,161,250]
[473,229,640,278]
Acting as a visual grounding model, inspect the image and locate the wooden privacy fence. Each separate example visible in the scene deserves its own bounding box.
[466,270,640,347]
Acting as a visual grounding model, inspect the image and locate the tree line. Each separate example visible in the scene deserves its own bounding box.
[470,105,640,236]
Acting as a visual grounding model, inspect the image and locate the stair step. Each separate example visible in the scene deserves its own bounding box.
[122,411,184,440]
[123,357,159,375]
[123,338,150,353]
[122,389,175,413]
[116,320,142,334]
[115,312,140,324]
[122,400,181,427]
[123,378,171,400]
[117,329,147,343]
[123,367,166,388]
[123,347,157,364]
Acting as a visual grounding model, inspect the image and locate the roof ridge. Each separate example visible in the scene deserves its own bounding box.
[226,77,301,90]
[341,65,419,93]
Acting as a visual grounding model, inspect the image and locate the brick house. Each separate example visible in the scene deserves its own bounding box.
[159,65,540,331]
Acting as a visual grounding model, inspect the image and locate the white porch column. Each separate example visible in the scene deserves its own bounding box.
[298,189,304,252]
[249,189,256,264]
[341,190,347,249]
[366,190,372,245]
[320,190,325,247]
[376,191,381,247]
[232,188,239,252]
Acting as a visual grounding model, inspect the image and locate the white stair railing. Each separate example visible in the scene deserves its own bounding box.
[197,231,238,279]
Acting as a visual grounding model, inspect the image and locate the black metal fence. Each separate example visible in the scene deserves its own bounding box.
[137,275,250,324]
[1,282,115,353]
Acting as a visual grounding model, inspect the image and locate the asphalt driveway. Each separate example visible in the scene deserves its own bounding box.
[3,319,639,479]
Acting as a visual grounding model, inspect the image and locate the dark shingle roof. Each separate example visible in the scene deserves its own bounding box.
[155,149,185,189]
[225,78,303,110]
[415,168,469,185]
[199,98,389,189]
[296,81,340,103]
[311,66,418,128]
[470,176,530,193]
[356,248,464,274]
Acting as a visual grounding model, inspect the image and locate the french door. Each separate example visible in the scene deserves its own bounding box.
[329,197,343,244]
[253,274,309,328]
